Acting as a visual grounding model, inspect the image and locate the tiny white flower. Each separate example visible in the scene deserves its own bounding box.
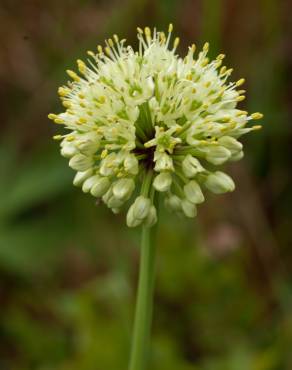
[184,180,205,204]
[82,175,100,193]
[73,169,93,187]
[132,196,151,221]
[205,146,231,165]
[91,177,111,197]
[164,194,182,213]
[153,172,172,192]
[69,154,94,171]
[182,155,204,178]
[113,178,135,200]
[205,171,235,194]
[181,199,197,218]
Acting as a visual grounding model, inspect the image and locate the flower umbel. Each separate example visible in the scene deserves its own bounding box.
[49,25,263,227]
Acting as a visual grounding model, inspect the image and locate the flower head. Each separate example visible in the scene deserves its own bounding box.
[49,25,263,227]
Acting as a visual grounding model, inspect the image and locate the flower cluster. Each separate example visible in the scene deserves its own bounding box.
[49,25,262,227]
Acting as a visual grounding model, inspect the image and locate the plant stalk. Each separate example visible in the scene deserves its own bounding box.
[128,225,157,370]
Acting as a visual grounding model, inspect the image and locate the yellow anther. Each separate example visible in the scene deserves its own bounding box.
[201,57,209,67]
[101,149,108,159]
[58,87,70,96]
[79,102,86,108]
[113,34,119,43]
[226,68,233,75]
[78,117,87,124]
[117,172,124,178]
[67,135,75,142]
[78,93,85,99]
[192,88,197,93]
[108,38,114,47]
[168,23,173,33]
[66,70,80,82]
[220,66,227,75]
[173,37,180,48]
[98,96,106,103]
[236,110,248,116]
[159,32,166,42]
[87,111,93,116]
[77,59,86,74]
[203,42,209,52]
[236,95,246,102]
[62,101,71,108]
[97,45,103,54]
[222,116,230,122]
[144,27,151,38]
[105,46,111,55]
[53,135,63,140]
[48,113,58,120]
[238,89,246,95]
[54,118,64,124]
[216,53,225,60]
[137,27,143,34]
[251,112,264,120]
[87,50,95,57]
[253,125,262,130]
[191,44,196,52]
[236,78,245,87]
[205,81,211,88]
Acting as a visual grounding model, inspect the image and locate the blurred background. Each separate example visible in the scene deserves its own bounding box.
[0,0,292,369]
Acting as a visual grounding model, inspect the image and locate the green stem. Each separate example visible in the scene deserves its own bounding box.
[128,225,157,370]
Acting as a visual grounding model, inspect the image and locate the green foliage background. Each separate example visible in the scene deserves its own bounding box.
[0,0,291,369]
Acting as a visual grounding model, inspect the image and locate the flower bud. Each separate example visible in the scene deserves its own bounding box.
[182,155,204,178]
[102,188,113,204]
[164,194,182,212]
[77,139,99,156]
[154,152,174,172]
[69,154,94,171]
[181,199,197,218]
[218,136,242,154]
[106,195,125,209]
[206,146,231,165]
[144,205,157,227]
[82,175,100,193]
[126,206,142,227]
[184,180,204,204]
[60,142,77,158]
[112,178,135,200]
[230,150,244,162]
[91,177,111,197]
[99,153,117,176]
[124,154,138,175]
[73,169,93,187]
[145,76,155,96]
[153,172,172,192]
[205,171,235,194]
[132,196,151,220]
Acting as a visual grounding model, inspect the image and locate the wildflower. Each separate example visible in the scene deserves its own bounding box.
[49,25,262,227]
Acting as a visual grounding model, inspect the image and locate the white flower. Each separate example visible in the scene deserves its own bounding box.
[49,25,262,227]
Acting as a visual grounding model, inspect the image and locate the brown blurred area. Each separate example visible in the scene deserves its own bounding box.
[0,1,292,369]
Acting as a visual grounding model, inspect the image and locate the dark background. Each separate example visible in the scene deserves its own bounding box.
[0,0,291,369]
